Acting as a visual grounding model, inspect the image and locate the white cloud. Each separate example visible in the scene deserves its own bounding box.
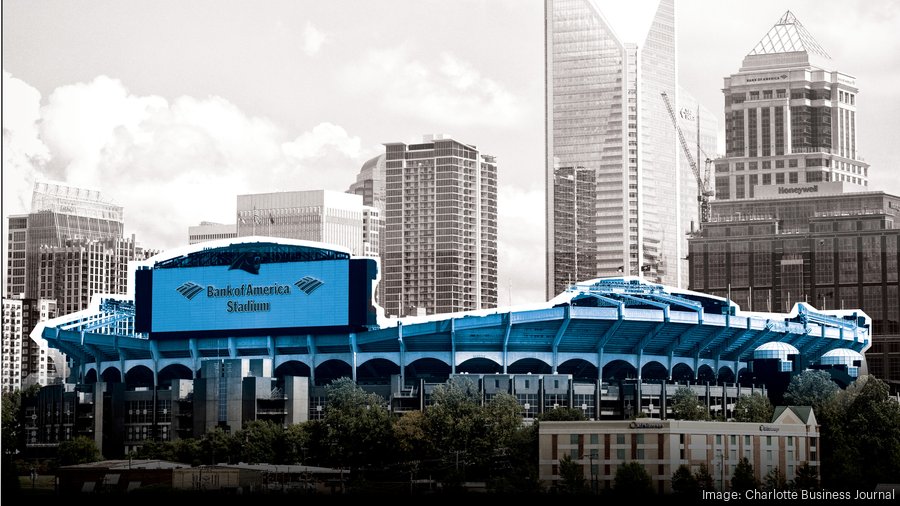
[496,184,546,305]
[6,74,367,252]
[302,21,327,56]
[342,47,525,128]
[283,122,361,159]
[2,71,51,214]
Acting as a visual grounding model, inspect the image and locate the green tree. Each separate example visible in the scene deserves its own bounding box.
[199,427,235,465]
[791,462,818,490]
[670,386,708,420]
[733,393,774,422]
[730,457,758,492]
[557,454,587,494]
[764,466,787,490]
[58,436,101,466]
[784,370,838,412]
[323,377,395,474]
[423,376,483,480]
[281,423,312,464]
[694,463,715,491]
[235,419,281,464]
[537,407,586,422]
[614,462,654,496]
[823,375,900,489]
[671,464,698,497]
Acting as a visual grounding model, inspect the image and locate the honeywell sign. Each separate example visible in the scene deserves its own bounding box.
[754,181,849,199]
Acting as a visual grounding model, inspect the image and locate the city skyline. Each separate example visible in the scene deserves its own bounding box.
[3,0,899,306]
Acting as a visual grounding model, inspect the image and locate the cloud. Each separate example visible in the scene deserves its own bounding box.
[2,71,51,214]
[283,122,361,159]
[5,73,368,253]
[496,185,546,305]
[302,21,327,56]
[342,47,524,128]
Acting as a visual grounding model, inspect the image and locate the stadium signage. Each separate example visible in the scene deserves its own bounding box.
[176,277,324,314]
[629,422,664,429]
[759,425,780,432]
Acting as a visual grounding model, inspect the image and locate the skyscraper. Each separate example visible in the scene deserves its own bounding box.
[545,0,717,297]
[37,235,153,316]
[188,222,237,245]
[235,190,366,255]
[715,11,868,200]
[6,181,124,299]
[348,154,387,303]
[1,297,59,391]
[383,135,497,317]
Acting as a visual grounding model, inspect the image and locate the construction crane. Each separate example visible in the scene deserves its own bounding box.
[660,91,714,225]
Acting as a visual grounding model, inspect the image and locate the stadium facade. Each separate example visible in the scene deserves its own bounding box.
[28,238,869,457]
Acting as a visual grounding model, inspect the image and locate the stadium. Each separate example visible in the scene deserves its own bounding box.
[28,238,870,457]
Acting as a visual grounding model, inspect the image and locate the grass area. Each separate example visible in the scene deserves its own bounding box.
[18,474,56,492]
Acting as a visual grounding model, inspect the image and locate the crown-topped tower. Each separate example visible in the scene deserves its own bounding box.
[709,10,868,203]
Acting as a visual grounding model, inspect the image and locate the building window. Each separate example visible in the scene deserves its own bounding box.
[776,173,785,184]
[789,172,798,184]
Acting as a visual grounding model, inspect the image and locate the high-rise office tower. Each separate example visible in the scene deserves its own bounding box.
[545,0,718,297]
[383,135,497,317]
[688,187,899,384]
[348,155,387,303]
[6,181,124,299]
[37,235,153,316]
[188,222,237,245]
[235,190,365,255]
[2,297,59,391]
[714,11,868,200]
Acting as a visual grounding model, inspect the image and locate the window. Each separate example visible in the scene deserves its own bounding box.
[776,173,785,184]
[590,434,599,445]
[789,172,798,183]
[617,449,625,460]
[636,434,644,444]
[716,435,722,445]
[571,434,580,445]
[617,434,625,444]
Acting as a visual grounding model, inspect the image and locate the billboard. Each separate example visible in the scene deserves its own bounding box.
[148,260,350,334]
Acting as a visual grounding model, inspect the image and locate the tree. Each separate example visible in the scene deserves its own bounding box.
[235,420,281,464]
[763,466,787,490]
[792,462,818,490]
[58,436,101,466]
[784,370,838,412]
[557,454,587,494]
[281,423,312,465]
[614,462,654,496]
[323,377,395,474]
[199,427,235,465]
[694,464,715,491]
[671,464,698,497]
[538,407,586,422]
[670,386,708,420]
[733,393,774,422]
[730,457,758,492]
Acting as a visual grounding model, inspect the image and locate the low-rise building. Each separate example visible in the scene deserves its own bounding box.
[539,406,819,493]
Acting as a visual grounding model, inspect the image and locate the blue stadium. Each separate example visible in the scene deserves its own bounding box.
[28,238,870,457]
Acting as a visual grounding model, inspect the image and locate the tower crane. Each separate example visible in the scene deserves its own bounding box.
[660,91,714,224]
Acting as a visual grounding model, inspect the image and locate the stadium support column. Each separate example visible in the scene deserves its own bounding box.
[552,306,571,374]
[450,318,456,374]
[502,315,511,373]
[149,339,160,387]
[398,323,405,386]
[307,334,316,385]
[189,338,200,378]
[350,333,358,382]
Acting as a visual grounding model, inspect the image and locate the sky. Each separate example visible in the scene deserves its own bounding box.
[3,0,899,306]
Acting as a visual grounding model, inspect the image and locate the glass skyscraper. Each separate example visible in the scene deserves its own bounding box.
[545,0,717,297]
